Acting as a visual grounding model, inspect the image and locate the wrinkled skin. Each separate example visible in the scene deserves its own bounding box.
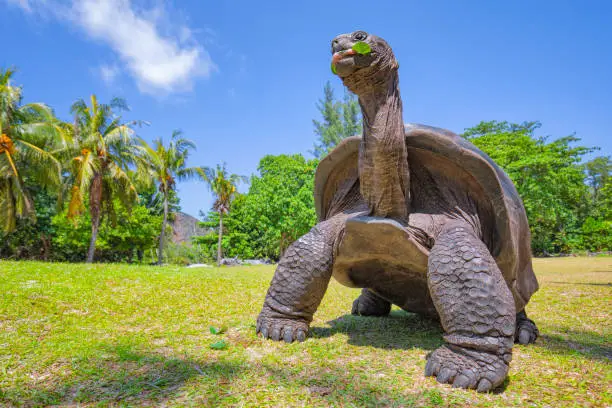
[257,30,539,393]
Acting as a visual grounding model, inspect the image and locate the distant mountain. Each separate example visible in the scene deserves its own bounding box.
[171,212,208,244]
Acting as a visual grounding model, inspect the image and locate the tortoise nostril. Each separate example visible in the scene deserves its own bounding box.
[331,39,342,53]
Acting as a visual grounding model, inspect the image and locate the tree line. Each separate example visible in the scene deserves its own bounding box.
[0,68,244,264]
[197,82,610,260]
[1,72,609,264]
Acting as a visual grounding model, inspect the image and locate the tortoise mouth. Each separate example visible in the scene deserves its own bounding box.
[332,49,357,64]
[332,48,376,78]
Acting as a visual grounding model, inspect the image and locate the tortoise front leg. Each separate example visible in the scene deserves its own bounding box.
[257,214,347,343]
[425,224,516,392]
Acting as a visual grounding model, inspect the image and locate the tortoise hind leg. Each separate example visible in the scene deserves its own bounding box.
[352,288,391,316]
[425,224,515,392]
[515,310,539,344]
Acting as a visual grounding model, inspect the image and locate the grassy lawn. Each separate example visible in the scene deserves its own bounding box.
[0,258,610,407]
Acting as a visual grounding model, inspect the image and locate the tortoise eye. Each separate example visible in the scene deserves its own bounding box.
[352,31,368,41]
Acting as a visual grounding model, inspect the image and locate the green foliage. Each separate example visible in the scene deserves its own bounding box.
[138,186,180,219]
[200,163,246,216]
[312,81,361,158]
[196,202,257,260]
[199,163,247,265]
[163,241,211,266]
[196,154,318,261]
[578,217,611,252]
[462,121,608,254]
[597,183,612,220]
[135,130,202,265]
[0,68,67,232]
[66,95,138,220]
[0,188,57,259]
[3,65,610,262]
[584,155,611,220]
[51,201,162,263]
[50,210,93,262]
[66,95,141,262]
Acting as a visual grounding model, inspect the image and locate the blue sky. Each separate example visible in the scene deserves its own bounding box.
[2,0,611,217]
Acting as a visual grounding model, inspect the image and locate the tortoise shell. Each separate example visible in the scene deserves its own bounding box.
[314,123,539,311]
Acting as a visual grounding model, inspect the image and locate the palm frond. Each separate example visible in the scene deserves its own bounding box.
[106,161,137,211]
[68,149,97,218]
[14,139,62,189]
[199,163,246,214]
[0,155,34,231]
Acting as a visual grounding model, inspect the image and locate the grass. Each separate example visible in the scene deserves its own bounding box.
[0,257,610,407]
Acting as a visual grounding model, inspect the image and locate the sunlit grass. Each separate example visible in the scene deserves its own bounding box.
[0,258,610,407]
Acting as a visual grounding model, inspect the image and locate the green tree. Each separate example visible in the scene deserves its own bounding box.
[462,121,595,254]
[198,154,318,261]
[597,183,612,221]
[135,130,202,265]
[0,68,67,233]
[197,200,254,261]
[585,156,611,218]
[0,188,58,260]
[580,156,612,251]
[200,163,247,265]
[139,184,180,218]
[312,81,361,158]
[51,201,162,263]
[578,217,611,252]
[66,95,139,263]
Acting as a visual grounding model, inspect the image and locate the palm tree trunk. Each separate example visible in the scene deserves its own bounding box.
[87,214,100,263]
[158,195,169,265]
[217,212,223,266]
[86,173,103,263]
[40,233,50,261]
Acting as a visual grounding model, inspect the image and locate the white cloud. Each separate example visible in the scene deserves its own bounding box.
[99,64,120,85]
[6,0,215,94]
[6,0,34,13]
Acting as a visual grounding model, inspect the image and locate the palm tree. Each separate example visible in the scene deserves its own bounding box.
[67,95,138,263]
[200,163,247,266]
[135,130,202,265]
[0,68,67,233]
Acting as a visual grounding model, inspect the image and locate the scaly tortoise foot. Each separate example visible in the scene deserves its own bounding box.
[256,314,309,343]
[425,344,511,392]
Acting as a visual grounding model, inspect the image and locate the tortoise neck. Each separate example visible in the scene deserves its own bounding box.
[358,71,403,133]
[356,70,410,220]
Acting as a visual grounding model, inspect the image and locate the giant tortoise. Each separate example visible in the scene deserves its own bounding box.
[257,30,539,392]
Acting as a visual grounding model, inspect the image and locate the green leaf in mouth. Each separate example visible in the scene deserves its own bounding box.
[352,41,372,55]
[331,62,338,75]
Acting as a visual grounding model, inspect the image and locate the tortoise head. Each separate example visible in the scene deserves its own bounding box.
[330,31,398,95]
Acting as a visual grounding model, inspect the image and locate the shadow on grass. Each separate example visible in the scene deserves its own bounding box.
[311,310,444,351]
[537,328,612,361]
[309,311,515,394]
[548,281,611,287]
[261,363,458,407]
[0,343,244,407]
[1,351,471,408]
